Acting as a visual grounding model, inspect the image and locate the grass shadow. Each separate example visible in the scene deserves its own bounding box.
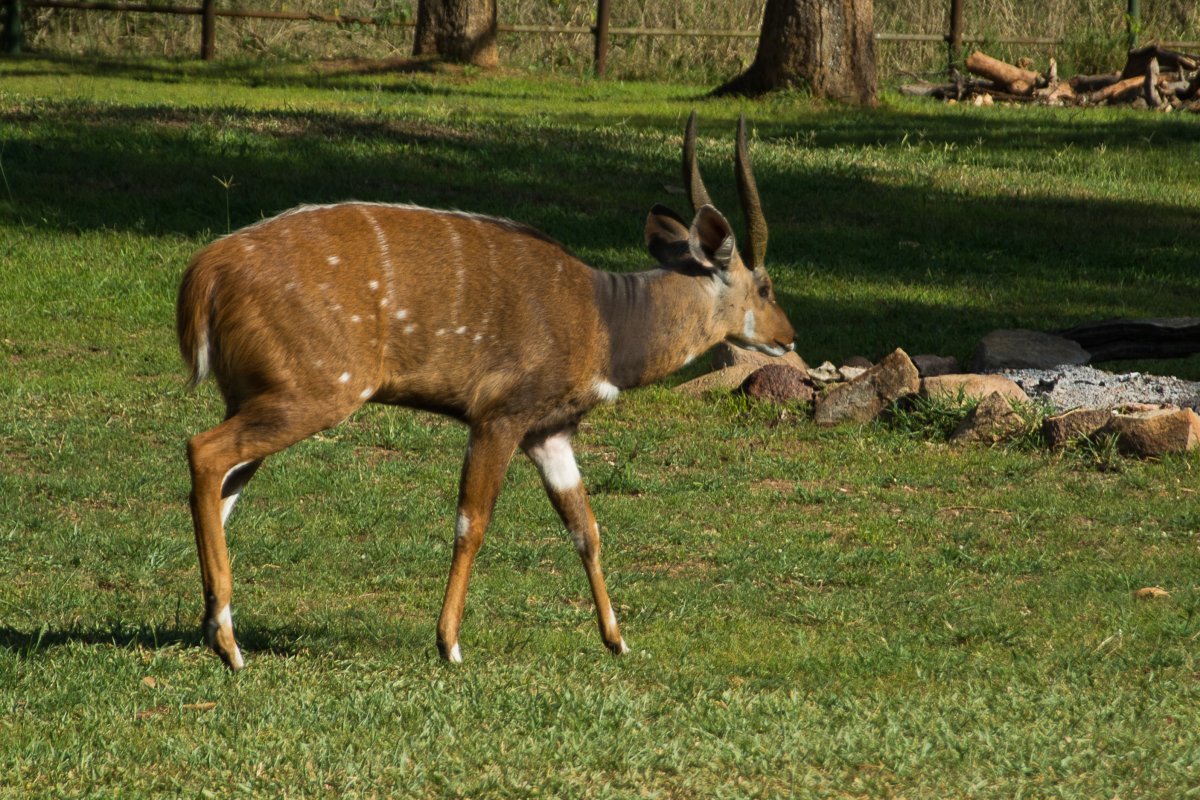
[0,622,309,660]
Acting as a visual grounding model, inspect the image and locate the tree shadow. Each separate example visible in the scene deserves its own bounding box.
[3,79,1199,372]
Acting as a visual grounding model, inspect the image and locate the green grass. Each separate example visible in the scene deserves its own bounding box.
[2,57,1200,797]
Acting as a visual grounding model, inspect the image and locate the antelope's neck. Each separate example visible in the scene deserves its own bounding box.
[592,268,721,389]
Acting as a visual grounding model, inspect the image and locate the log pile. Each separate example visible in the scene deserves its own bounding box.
[902,45,1200,111]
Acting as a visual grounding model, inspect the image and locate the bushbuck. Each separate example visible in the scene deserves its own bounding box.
[177,113,795,670]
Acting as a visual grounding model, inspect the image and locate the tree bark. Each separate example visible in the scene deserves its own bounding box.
[413,0,498,68]
[715,0,877,105]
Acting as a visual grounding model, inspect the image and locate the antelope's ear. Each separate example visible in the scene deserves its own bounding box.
[645,204,692,266]
[687,205,737,272]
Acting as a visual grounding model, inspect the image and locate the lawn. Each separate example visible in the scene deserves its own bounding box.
[1,57,1199,797]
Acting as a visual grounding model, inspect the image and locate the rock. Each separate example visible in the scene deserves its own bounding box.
[838,365,867,381]
[973,329,1090,371]
[950,392,1026,445]
[674,364,760,397]
[807,361,841,383]
[1042,408,1115,448]
[911,354,960,378]
[1100,407,1200,457]
[921,374,1029,404]
[841,356,874,370]
[737,364,815,404]
[814,348,920,426]
[710,342,808,375]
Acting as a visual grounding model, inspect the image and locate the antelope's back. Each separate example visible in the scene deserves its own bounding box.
[182,202,609,423]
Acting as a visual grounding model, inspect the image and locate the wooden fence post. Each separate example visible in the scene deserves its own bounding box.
[200,0,216,60]
[2,0,22,55]
[946,0,963,78]
[593,0,610,77]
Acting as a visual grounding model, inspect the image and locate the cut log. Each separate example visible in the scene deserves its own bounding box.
[965,51,1040,95]
[1088,74,1144,104]
[1059,317,1200,361]
[1070,73,1120,93]
[1145,57,1163,108]
[1121,45,1200,79]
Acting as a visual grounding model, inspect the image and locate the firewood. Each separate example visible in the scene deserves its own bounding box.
[1070,73,1120,93]
[1088,75,1144,104]
[1122,45,1200,80]
[965,51,1041,95]
[1145,58,1163,108]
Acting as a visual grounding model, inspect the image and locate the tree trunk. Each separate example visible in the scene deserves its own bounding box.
[715,0,877,105]
[413,0,498,68]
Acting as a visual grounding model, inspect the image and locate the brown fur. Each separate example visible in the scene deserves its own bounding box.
[178,122,795,670]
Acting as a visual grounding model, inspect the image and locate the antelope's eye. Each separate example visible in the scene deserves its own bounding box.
[758,285,770,299]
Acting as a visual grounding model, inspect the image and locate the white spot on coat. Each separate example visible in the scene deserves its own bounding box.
[394,309,408,320]
[368,280,379,291]
[339,372,351,384]
[327,255,341,267]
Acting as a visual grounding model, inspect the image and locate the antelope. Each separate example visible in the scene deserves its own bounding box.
[177,112,795,670]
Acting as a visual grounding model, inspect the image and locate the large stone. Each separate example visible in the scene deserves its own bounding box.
[973,329,1090,371]
[737,364,816,405]
[951,392,1027,445]
[674,364,759,397]
[1042,408,1115,449]
[922,373,1029,404]
[911,353,960,378]
[1100,407,1200,457]
[710,342,809,375]
[813,348,920,426]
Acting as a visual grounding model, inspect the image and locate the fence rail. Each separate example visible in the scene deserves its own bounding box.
[3,0,1199,75]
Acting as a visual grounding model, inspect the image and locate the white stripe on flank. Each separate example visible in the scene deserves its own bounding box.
[362,208,397,339]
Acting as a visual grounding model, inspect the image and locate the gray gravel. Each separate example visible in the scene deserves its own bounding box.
[997,365,1200,412]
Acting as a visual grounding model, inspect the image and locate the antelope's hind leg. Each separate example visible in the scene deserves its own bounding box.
[524,431,628,656]
[186,397,349,670]
[436,422,523,663]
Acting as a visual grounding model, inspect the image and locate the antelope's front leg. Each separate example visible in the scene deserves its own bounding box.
[524,431,628,656]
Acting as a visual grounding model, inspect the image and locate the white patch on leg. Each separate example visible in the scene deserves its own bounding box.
[220,460,253,524]
[528,434,582,493]
[617,638,629,655]
[210,603,245,669]
[449,643,462,663]
[593,381,620,403]
[220,492,241,525]
[455,512,471,541]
